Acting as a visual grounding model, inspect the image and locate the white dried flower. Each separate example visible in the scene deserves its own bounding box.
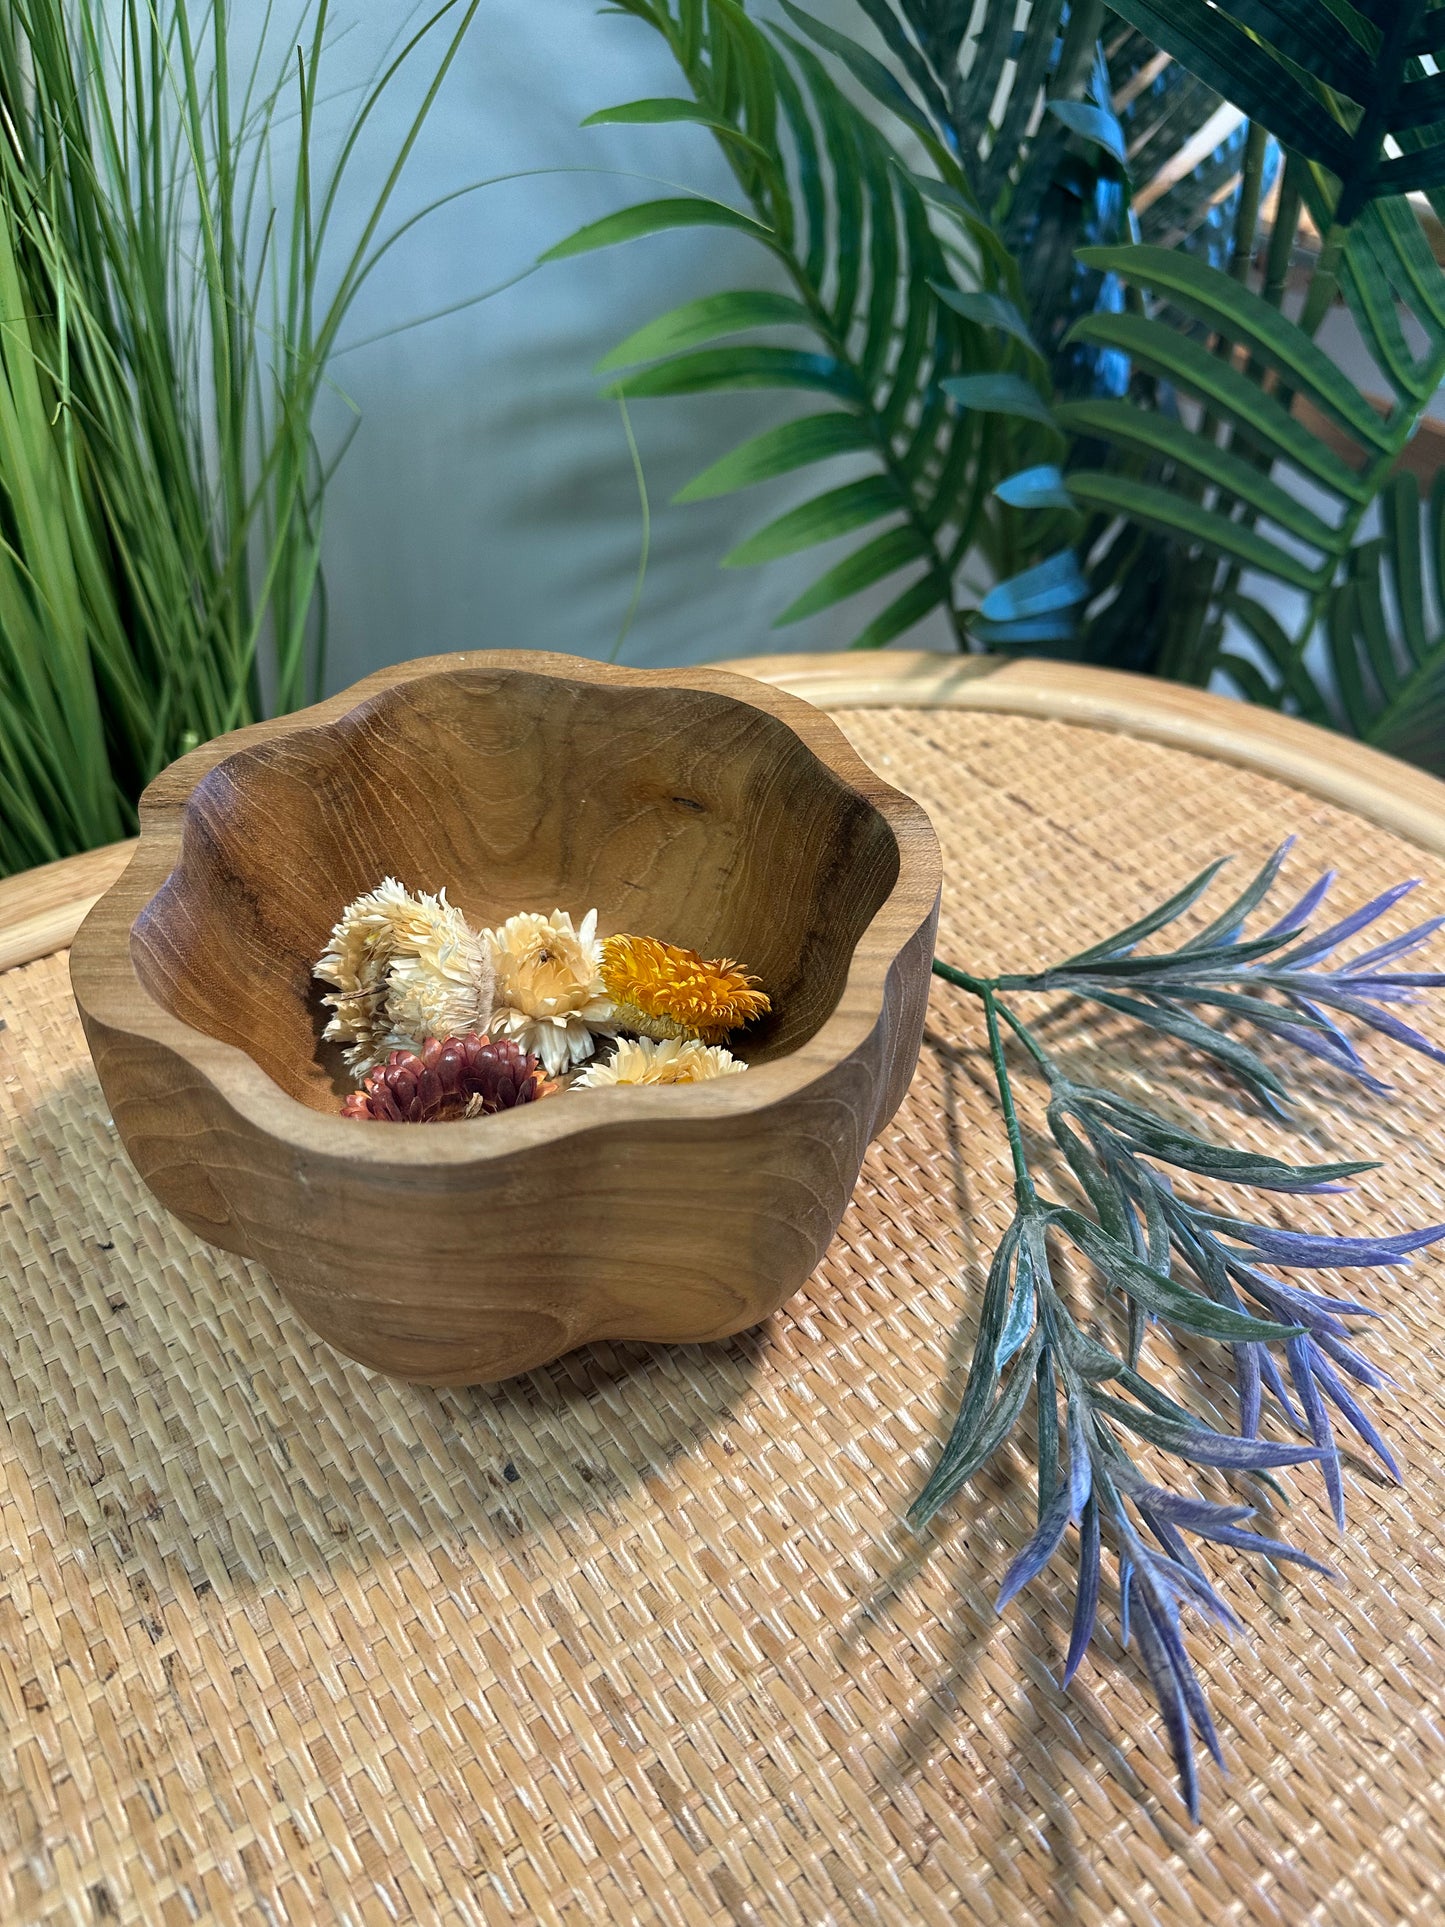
[314,877,494,1075]
[575,1036,746,1087]
[485,907,614,1078]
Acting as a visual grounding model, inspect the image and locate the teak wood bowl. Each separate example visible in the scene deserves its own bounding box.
[71,652,941,1384]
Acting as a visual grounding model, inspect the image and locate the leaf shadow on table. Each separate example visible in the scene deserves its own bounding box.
[831,1031,1221,1896]
[1,1066,778,1613]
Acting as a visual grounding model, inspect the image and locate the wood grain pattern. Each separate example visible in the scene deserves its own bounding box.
[69,652,941,1384]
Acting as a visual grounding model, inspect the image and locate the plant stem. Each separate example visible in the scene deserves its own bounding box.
[984,986,1036,1205]
[1229,122,1270,286]
[1261,154,1303,311]
[930,956,1058,1191]
[930,958,990,997]
[1053,0,1106,101]
[995,999,1056,1076]
[1294,224,1345,341]
[1154,121,1271,687]
[932,958,1057,1074]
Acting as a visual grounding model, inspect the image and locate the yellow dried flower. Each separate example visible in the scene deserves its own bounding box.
[575,1036,746,1087]
[315,878,494,1076]
[485,907,613,1078]
[599,933,769,1044]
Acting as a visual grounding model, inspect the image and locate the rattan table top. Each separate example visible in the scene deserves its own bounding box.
[1,659,1443,1925]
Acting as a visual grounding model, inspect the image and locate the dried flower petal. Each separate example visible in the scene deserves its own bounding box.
[575,1036,746,1087]
[485,907,613,1077]
[316,878,494,1076]
[600,933,769,1044]
[341,1033,551,1122]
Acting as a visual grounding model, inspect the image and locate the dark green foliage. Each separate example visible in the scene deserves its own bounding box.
[1323,473,1445,772]
[1104,0,1445,220]
[568,0,1445,773]
[555,0,1105,649]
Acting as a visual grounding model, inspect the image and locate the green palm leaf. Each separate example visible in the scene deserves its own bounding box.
[1056,399,1338,551]
[1067,471,1325,590]
[1065,214,1445,691]
[1102,1,1445,219]
[561,0,1071,648]
[1078,244,1389,451]
[722,477,900,565]
[672,411,876,501]
[1060,312,1362,551]
[1327,473,1445,770]
[596,292,814,370]
[538,196,772,261]
[775,523,931,623]
[571,0,1445,754]
[581,96,774,161]
[1338,198,1445,405]
[1223,472,1445,767]
[601,346,862,399]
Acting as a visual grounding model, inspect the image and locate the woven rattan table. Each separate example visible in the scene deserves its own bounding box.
[2,653,1444,1926]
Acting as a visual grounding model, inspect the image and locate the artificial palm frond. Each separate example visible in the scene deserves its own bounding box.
[1067,178,1445,693]
[559,2,1340,664]
[1062,2,1445,714]
[932,842,1445,1815]
[1326,471,1445,771]
[570,0,1445,772]
[1228,471,1445,772]
[1063,241,1396,583]
[1103,0,1445,224]
[547,0,1083,650]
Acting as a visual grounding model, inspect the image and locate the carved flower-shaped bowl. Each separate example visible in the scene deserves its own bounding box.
[71,652,941,1383]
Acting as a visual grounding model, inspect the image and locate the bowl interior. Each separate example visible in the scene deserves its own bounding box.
[131,667,902,1111]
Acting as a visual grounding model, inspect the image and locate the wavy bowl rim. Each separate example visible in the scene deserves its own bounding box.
[71,650,943,1169]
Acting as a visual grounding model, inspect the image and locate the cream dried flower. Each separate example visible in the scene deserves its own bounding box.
[485,907,614,1078]
[575,1036,746,1087]
[315,877,494,1076]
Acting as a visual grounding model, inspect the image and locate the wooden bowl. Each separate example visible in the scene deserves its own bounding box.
[70,652,941,1383]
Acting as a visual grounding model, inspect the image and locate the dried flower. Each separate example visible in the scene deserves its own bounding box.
[341,1033,551,1122]
[575,1036,746,1087]
[485,907,613,1078]
[599,933,769,1043]
[315,878,494,1075]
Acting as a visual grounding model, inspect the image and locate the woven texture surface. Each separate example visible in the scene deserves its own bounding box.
[2,705,1445,1926]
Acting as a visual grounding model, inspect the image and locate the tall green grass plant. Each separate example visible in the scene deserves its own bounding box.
[0,0,478,875]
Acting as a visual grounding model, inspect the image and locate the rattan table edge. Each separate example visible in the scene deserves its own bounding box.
[5,655,1443,974]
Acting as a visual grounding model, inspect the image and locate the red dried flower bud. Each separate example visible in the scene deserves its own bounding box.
[341,1033,552,1122]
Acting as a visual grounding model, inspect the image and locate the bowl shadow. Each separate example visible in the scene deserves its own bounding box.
[8,1068,776,1614]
